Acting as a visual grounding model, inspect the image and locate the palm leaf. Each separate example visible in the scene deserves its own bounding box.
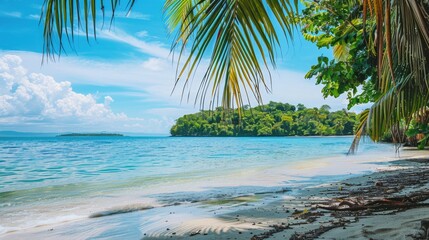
[348,109,368,154]
[355,0,429,148]
[41,0,136,60]
[165,0,298,110]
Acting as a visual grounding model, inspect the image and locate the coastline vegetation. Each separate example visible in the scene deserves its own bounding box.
[171,102,357,137]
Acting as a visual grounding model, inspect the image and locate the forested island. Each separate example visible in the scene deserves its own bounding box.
[57,133,124,137]
[171,102,358,137]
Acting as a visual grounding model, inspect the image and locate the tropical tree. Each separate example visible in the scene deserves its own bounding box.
[299,0,429,152]
[170,102,358,136]
[361,1,429,147]
[301,0,379,109]
[40,0,429,151]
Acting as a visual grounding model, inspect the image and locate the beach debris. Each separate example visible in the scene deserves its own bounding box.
[375,181,384,187]
[290,218,350,240]
[306,216,317,223]
[250,224,291,240]
[316,192,429,212]
[292,208,323,221]
[252,160,429,240]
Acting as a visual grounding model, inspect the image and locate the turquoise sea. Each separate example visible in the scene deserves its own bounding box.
[0,136,394,237]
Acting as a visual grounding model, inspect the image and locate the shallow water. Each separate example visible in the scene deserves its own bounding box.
[0,136,394,236]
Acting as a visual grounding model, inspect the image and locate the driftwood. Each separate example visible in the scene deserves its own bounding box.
[317,192,429,212]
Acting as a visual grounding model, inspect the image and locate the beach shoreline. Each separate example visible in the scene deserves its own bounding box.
[2,149,429,239]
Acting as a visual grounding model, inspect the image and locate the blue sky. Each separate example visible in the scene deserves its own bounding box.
[0,0,350,134]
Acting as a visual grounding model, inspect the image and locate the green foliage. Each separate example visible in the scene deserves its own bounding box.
[406,117,429,150]
[301,0,380,109]
[171,102,358,136]
[300,0,429,153]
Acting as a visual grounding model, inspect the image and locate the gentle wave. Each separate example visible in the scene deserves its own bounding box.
[89,204,154,218]
[0,214,84,235]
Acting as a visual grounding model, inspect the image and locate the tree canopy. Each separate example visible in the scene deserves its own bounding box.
[301,0,380,109]
[299,0,429,152]
[171,102,358,137]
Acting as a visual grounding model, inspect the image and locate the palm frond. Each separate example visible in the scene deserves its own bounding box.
[348,109,368,154]
[357,0,429,147]
[165,0,298,110]
[363,0,429,90]
[367,72,429,142]
[41,0,136,61]
[164,0,194,43]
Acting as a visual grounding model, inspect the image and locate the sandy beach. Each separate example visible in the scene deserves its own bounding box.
[2,149,429,240]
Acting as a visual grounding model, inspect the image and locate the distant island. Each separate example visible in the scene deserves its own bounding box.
[171,102,358,137]
[57,133,124,137]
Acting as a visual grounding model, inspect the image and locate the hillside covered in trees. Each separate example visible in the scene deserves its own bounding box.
[171,102,358,137]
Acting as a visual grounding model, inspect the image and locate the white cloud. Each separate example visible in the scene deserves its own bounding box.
[104,96,114,107]
[124,11,150,20]
[136,30,149,38]
[8,51,181,105]
[1,12,41,20]
[28,14,40,20]
[1,11,22,18]
[0,55,123,121]
[103,10,150,20]
[0,54,179,133]
[97,29,170,59]
[142,58,168,71]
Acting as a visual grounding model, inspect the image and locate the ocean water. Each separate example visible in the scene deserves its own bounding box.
[0,136,394,236]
